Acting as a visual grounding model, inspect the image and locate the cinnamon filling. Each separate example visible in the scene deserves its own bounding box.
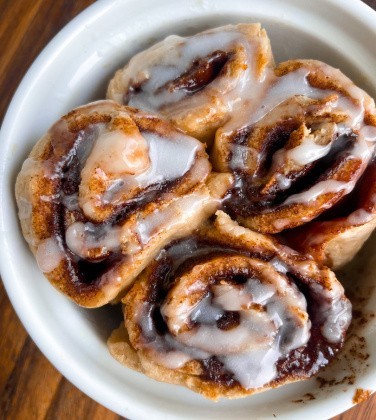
[58,133,172,285]
[216,311,240,331]
[125,50,230,103]
[161,50,230,95]
[138,236,347,388]
[315,157,376,220]
[44,115,201,290]
[224,129,358,218]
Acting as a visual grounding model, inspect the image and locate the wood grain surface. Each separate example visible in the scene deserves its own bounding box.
[1,0,376,419]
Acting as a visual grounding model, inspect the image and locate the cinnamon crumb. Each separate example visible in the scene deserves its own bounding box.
[316,374,356,388]
[352,388,372,404]
[292,393,316,403]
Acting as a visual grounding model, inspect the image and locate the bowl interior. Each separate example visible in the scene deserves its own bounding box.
[1,0,376,419]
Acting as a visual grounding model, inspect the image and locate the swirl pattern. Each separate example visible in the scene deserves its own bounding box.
[109,212,351,400]
[15,101,232,307]
[211,59,376,267]
[107,23,274,146]
[16,23,372,400]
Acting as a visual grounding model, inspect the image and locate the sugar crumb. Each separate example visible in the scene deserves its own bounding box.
[352,388,372,404]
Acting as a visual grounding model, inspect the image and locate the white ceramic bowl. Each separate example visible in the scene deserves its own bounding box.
[1,0,376,418]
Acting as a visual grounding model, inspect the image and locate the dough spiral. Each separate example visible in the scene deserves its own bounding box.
[108,212,351,400]
[212,59,376,268]
[107,23,274,146]
[15,101,232,307]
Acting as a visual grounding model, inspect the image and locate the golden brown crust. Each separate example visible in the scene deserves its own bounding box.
[108,323,142,372]
[107,23,274,147]
[211,59,376,268]
[16,100,233,307]
[284,164,376,269]
[108,212,351,400]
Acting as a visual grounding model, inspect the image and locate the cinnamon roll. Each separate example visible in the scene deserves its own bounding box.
[107,23,274,146]
[15,101,232,307]
[285,159,376,268]
[108,211,351,400]
[212,59,376,268]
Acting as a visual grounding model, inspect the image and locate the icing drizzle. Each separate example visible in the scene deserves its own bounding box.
[116,24,271,122]
[19,102,216,305]
[218,60,376,231]
[131,234,351,390]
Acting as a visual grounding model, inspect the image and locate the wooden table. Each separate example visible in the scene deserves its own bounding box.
[1,0,376,418]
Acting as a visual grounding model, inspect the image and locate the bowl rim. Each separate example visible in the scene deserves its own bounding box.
[1,0,376,418]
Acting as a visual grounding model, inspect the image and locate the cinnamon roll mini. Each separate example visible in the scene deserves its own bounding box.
[212,59,376,268]
[16,101,232,307]
[285,158,376,268]
[108,211,351,400]
[107,23,274,146]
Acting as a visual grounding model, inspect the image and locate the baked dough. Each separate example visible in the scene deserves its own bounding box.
[16,101,233,307]
[211,59,376,268]
[107,24,274,147]
[108,211,351,400]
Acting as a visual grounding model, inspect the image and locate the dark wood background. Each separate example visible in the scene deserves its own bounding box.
[1,0,376,418]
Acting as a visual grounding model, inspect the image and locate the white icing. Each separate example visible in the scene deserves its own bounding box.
[125,29,242,111]
[133,131,203,186]
[67,188,218,261]
[360,125,376,142]
[135,302,211,368]
[349,133,374,161]
[222,346,281,389]
[222,61,376,219]
[347,208,374,225]
[39,194,60,203]
[311,279,352,343]
[230,144,258,172]
[132,191,216,247]
[274,173,292,190]
[190,293,224,323]
[284,137,332,166]
[269,257,288,274]
[36,237,64,273]
[97,268,125,302]
[79,122,208,218]
[241,69,327,128]
[283,179,354,206]
[61,193,79,211]
[226,64,358,140]
[321,301,351,343]
[65,222,121,259]
[79,126,150,214]
[151,261,310,389]
[84,129,150,176]
[179,313,276,355]
[212,281,265,310]
[151,350,193,370]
